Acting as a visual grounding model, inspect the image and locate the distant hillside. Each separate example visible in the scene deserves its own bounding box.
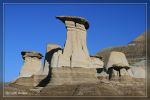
[128,33,145,44]
[96,32,146,65]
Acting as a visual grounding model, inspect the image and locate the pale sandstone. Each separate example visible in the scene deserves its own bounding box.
[46,44,61,52]
[90,56,104,68]
[131,66,145,78]
[13,51,45,86]
[106,51,129,69]
[19,51,43,77]
[106,51,131,80]
[43,44,62,75]
[56,16,103,68]
[120,68,129,76]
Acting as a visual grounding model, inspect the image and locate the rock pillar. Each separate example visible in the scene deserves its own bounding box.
[106,51,132,80]
[13,51,44,86]
[43,44,62,75]
[19,51,43,77]
[56,16,91,68]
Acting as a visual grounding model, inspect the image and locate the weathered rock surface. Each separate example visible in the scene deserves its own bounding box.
[39,16,104,86]
[56,16,89,29]
[132,60,146,68]
[131,67,145,78]
[43,44,62,75]
[56,16,96,68]
[5,78,146,96]
[12,51,45,86]
[48,67,99,85]
[12,75,46,87]
[106,51,129,69]
[19,51,43,77]
[97,70,109,80]
[90,56,104,68]
[130,60,146,78]
[104,51,132,80]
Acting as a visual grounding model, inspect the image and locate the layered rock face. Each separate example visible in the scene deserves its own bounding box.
[49,67,98,85]
[97,33,146,65]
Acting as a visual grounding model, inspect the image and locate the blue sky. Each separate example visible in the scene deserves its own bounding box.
[4,4,146,82]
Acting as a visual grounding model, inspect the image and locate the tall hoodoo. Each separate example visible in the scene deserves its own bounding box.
[56,16,91,67]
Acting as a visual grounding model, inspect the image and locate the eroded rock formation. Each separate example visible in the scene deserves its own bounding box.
[96,33,146,80]
[12,16,145,88]
[43,44,62,75]
[45,16,103,85]
[19,51,43,77]
[90,56,104,68]
[13,16,105,87]
[13,51,45,86]
[55,16,92,68]
[106,51,132,80]
[106,51,129,69]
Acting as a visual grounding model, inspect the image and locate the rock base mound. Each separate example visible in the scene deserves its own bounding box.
[12,75,46,86]
[48,67,98,85]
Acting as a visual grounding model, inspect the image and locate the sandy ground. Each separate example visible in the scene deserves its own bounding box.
[4,78,146,96]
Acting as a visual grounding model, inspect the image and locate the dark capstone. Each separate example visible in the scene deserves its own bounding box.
[56,16,89,29]
[21,51,43,59]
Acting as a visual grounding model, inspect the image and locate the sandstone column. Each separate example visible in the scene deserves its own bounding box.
[19,51,43,77]
[56,16,91,68]
[43,44,62,75]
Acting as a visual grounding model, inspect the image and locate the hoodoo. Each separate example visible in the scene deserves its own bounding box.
[56,16,91,68]
[106,51,132,80]
[20,51,43,77]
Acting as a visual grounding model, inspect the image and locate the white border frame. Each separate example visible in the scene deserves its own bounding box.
[3,3,148,98]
